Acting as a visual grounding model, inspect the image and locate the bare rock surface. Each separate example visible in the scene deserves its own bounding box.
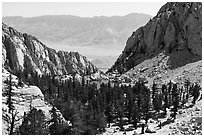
[2,69,68,135]
[2,23,99,76]
[109,2,202,74]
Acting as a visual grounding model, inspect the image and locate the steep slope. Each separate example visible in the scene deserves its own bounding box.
[2,23,99,76]
[121,53,202,86]
[3,13,151,47]
[108,2,202,74]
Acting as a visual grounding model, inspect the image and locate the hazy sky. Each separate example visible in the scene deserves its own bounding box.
[2,2,165,17]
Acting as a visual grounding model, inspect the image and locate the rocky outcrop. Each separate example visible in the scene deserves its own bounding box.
[2,69,69,135]
[2,23,99,76]
[108,2,202,74]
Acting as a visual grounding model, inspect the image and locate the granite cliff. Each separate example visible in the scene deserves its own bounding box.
[108,2,202,74]
[2,23,99,76]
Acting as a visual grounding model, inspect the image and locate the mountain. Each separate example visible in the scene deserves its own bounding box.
[108,2,202,84]
[3,13,152,47]
[2,23,99,76]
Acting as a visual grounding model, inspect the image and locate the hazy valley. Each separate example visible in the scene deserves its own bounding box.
[3,13,152,71]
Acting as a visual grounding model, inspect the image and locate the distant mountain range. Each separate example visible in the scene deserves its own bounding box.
[3,13,152,47]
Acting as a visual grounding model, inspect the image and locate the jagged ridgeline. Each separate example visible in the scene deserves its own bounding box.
[108,2,202,74]
[2,22,99,76]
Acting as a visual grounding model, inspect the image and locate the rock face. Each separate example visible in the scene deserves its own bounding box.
[2,23,99,76]
[2,69,68,135]
[108,2,202,74]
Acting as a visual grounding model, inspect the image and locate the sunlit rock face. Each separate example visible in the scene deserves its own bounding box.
[109,2,202,74]
[2,69,69,135]
[2,23,99,76]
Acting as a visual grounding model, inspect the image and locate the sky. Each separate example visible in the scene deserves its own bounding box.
[2,2,165,17]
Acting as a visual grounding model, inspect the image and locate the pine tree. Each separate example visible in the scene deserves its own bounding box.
[115,94,125,131]
[172,84,179,119]
[163,84,168,115]
[153,91,163,113]
[32,72,39,87]
[49,107,58,134]
[152,83,162,113]
[49,106,71,135]
[168,81,172,106]
[49,106,71,134]
[22,68,28,82]
[19,108,48,135]
[184,79,191,102]
[105,103,114,127]
[126,89,134,123]
[152,82,157,100]
[136,82,151,124]
[64,101,86,135]
[16,70,24,87]
[192,83,201,104]
[63,82,70,102]
[83,105,96,135]
[172,83,177,100]
[94,112,107,133]
[2,109,21,135]
[184,79,191,95]
[132,101,140,129]
[6,74,14,113]
[143,87,151,124]
[181,87,186,106]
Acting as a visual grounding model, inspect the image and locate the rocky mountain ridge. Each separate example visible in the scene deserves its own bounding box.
[108,2,202,74]
[3,13,152,47]
[2,22,99,76]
